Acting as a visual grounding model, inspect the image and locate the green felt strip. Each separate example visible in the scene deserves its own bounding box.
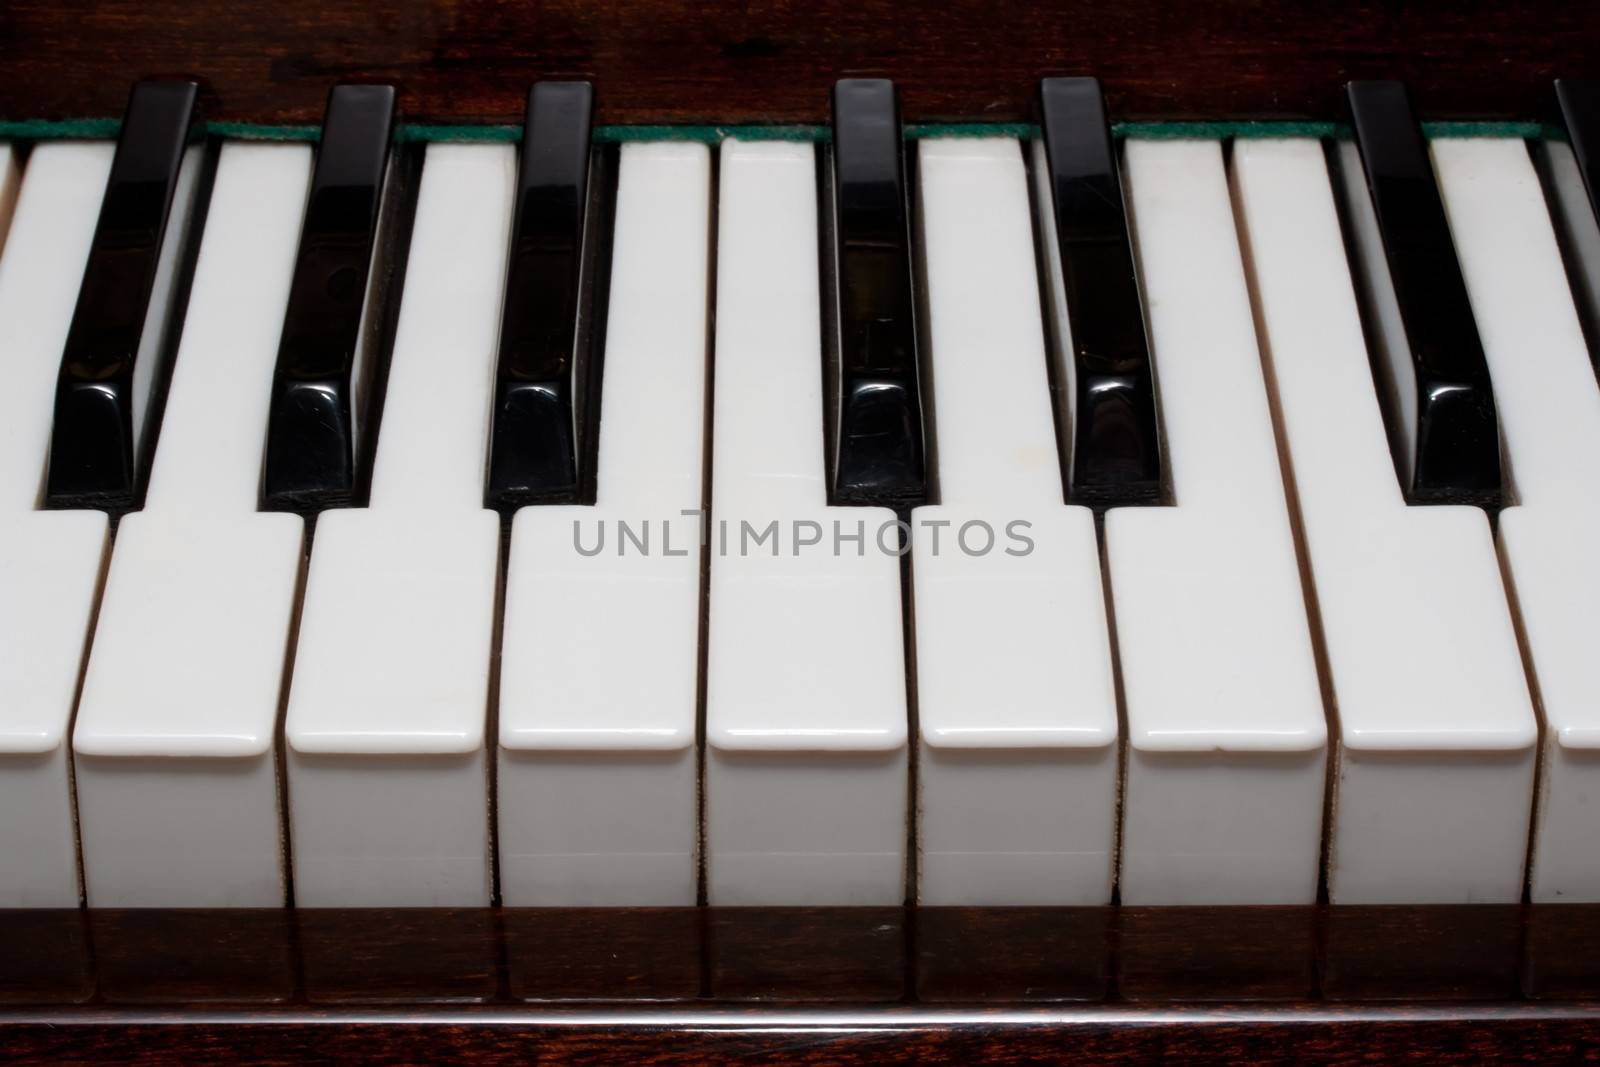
[0,117,1557,145]
[0,118,122,138]
[395,124,517,143]
[1119,120,1340,139]
[208,122,321,141]
[595,124,828,143]
[1420,120,1546,139]
[905,122,1033,140]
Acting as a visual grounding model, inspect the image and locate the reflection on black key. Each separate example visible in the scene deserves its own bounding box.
[486,81,618,511]
[46,80,205,512]
[826,78,928,511]
[1038,77,1162,509]
[1344,80,1502,508]
[262,84,399,513]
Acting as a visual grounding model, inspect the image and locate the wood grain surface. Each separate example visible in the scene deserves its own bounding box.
[1,904,1598,1062]
[0,0,1595,126]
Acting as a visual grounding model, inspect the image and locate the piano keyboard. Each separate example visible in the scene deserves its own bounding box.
[3,75,1599,911]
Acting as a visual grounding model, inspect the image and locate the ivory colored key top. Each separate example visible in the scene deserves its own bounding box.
[498,142,710,905]
[285,144,513,906]
[1433,137,1600,902]
[1111,139,1326,905]
[912,137,1117,905]
[72,144,312,906]
[705,140,908,905]
[0,143,108,907]
[1233,139,1537,905]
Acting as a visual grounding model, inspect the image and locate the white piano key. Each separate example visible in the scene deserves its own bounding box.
[1233,139,1537,905]
[704,139,907,905]
[911,137,1116,905]
[0,143,113,906]
[1433,137,1600,902]
[0,144,110,510]
[285,143,513,906]
[1111,139,1326,904]
[68,143,311,907]
[498,142,710,906]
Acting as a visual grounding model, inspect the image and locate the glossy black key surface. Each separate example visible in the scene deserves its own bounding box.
[486,81,611,511]
[1344,80,1502,508]
[1039,77,1162,508]
[827,78,928,510]
[1556,80,1600,223]
[45,80,203,511]
[1550,79,1600,371]
[262,84,398,513]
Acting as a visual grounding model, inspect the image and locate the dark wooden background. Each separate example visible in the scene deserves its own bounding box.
[0,0,1596,126]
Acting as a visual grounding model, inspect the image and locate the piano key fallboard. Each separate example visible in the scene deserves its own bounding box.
[2,0,1600,1060]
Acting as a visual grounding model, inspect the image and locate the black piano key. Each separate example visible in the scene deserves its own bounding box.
[1038,77,1163,509]
[826,78,929,511]
[486,81,616,512]
[1548,79,1600,373]
[1555,80,1600,224]
[1344,80,1503,508]
[45,79,205,512]
[262,84,398,513]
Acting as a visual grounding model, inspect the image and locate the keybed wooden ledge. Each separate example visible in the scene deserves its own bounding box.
[1,905,1598,1062]
[0,0,1597,126]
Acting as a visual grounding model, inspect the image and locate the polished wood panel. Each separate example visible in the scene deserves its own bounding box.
[0,0,1595,126]
[2,905,1599,1063]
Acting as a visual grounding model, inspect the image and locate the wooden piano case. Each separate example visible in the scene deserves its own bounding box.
[2,904,1599,1062]
[6,908,1600,1062]
[2,0,1598,1061]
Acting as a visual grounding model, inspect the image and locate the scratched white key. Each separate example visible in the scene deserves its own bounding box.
[704,140,908,905]
[285,144,513,906]
[1111,139,1326,905]
[0,143,112,906]
[71,143,312,907]
[1235,138,1536,905]
[498,142,711,906]
[911,137,1117,905]
[1434,137,1600,902]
